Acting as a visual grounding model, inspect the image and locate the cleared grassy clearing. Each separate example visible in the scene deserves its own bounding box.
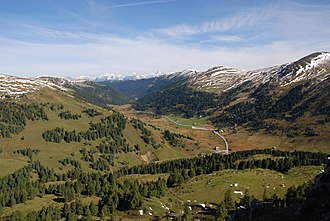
[164,114,209,128]
[2,195,100,217]
[137,166,322,219]
[2,195,59,216]
[0,157,28,177]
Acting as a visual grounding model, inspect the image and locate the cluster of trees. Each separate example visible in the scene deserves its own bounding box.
[82,108,102,117]
[42,127,80,143]
[163,129,193,147]
[99,178,166,213]
[42,112,128,145]
[130,118,161,148]
[79,148,114,171]
[97,142,131,155]
[59,158,81,169]
[46,103,64,111]
[284,181,312,207]
[14,148,40,159]
[58,111,81,120]
[211,84,314,133]
[0,101,48,137]
[90,157,112,171]
[166,169,192,187]
[134,85,220,118]
[271,85,304,118]
[130,118,151,136]
[133,81,247,119]
[130,118,156,146]
[0,164,46,208]
[106,75,176,98]
[80,148,95,162]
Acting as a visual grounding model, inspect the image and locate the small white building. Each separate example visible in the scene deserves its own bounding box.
[234,191,244,195]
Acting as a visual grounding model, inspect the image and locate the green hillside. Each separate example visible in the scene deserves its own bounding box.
[0,84,329,221]
[0,88,204,176]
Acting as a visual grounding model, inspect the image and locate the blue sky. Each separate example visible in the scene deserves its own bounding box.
[0,0,329,77]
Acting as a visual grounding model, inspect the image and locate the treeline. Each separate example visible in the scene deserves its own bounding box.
[0,101,48,137]
[123,149,327,176]
[58,111,81,120]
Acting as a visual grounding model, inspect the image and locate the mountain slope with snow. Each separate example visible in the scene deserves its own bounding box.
[0,74,130,105]
[133,52,330,140]
[106,52,330,98]
[168,52,330,92]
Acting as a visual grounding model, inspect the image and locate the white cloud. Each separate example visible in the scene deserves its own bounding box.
[156,11,270,38]
[0,33,328,78]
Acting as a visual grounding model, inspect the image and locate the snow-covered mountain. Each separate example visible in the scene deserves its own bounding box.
[74,71,167,82]
[101,52,330,97]
[0,75,70,98]
[63,51,329,92]
[162,52,330,92]
[1,52,329,101]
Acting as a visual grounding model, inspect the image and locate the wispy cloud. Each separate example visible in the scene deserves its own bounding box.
[23,25,115,42]
[210,35,246,42]
[157,11,270,38]
[26,25,80,39]
[104,0,179,9]
[88,0,179,13]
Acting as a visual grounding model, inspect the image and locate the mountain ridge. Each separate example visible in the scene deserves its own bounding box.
[1,51,329,107]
